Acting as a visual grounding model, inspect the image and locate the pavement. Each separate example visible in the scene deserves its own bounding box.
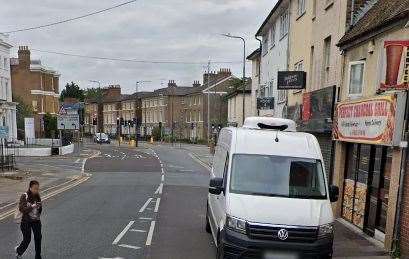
[0,141,391,258]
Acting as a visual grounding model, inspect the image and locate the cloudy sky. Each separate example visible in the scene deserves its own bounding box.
[1,0,276,93]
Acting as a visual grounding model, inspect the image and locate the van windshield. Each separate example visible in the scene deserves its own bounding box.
[230,154,327,199]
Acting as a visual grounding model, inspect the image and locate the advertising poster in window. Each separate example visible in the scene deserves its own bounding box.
[333,92,406,146]
[379,40,409,90]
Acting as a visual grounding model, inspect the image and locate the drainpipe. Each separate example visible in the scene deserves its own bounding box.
[255,36,262,116]
[392,90,409,254]
[350,0,355,28]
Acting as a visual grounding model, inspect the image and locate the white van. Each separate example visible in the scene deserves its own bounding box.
[206,117,339,259]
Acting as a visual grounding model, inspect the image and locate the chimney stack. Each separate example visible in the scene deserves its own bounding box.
[203,71,217,86]
[18,46,31,69]
[168,80,177,88]
[193,80,201,87]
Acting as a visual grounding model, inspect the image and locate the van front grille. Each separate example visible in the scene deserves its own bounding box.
[247,223,318,243]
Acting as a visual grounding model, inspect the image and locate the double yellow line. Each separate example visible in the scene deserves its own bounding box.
[0,175,90,221]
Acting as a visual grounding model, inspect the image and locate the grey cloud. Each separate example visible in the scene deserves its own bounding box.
[1,0,276,93]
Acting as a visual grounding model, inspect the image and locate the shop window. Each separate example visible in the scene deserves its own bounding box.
[342,144,391,236]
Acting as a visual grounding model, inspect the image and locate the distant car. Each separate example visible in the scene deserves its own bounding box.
[94,133,110,144]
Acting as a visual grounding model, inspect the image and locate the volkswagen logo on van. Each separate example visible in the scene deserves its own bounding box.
[277,229,289,240]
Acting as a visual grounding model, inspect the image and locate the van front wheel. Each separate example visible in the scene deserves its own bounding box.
[205,205,211,233]
[216,237,225,259]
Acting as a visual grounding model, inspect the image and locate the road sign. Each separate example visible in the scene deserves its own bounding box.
[58,114,80,130]
[59,106,67,115]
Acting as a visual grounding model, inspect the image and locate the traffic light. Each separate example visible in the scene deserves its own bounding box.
[159,122,162,129]
[120,118,124,126]
[116,118,120,125]
[92,118,97,126]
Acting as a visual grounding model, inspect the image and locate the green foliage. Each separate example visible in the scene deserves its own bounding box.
[13,95,33,130]
[43,113,57,138]
[84,87,104,102]
[60,82,84,102]
[151,126,162,141]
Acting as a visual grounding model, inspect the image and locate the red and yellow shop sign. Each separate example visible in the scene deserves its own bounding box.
[333,93,406,146]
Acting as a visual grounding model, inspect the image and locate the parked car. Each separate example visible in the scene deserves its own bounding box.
[94,133,110,144]
[206,117,339,259]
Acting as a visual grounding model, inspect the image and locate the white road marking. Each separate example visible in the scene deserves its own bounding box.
[99,257,124,259]
[146,221,156,246]
[112,221,135,245]
[154,198,161,213]
[75,158,81,163]
[154,183,163,195]
[161,167,164,174]
[188,153,211,171]
[118,244,141,250]
[130,229,146,233]
[139,198,153,213]
[161,174,164,182]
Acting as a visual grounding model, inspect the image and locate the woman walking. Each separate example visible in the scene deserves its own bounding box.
[15,180,42,259]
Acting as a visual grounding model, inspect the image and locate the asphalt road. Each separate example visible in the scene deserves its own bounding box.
[0,143,215,259]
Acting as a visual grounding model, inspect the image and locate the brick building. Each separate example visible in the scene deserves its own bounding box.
[84,100,102,134]
[333,0,409,252]
[11,46,60,137]
[101,85,121,136]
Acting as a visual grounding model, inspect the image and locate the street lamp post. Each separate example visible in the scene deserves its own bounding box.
[221,33,246,125]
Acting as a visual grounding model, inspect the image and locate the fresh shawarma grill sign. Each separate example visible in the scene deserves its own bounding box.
[333,94,403,146]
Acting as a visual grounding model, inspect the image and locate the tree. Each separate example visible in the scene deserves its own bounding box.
[43,113,57,138]
[60,82,85,102]
[14,95,33,129]
[84,87,104,102]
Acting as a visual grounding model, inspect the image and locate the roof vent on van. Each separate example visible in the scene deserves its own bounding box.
[242,117,297,132]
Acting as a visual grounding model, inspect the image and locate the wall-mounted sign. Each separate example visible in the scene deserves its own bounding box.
[379,40,409,90]
[277,71,306,90]
[24,118,35,139]
[300,86,336,133]
[333,92,406,146]
[257,97,274,110]
[0,126,9,139]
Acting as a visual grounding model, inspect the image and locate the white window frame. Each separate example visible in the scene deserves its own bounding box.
[297,0,306,17]
[262,35,269,56]
[347,61,366,98]
[277,90,287,104]
[269,23,276,48]
[279,10,289,39]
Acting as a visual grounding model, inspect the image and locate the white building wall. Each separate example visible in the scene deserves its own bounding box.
[0,33,17,140]
[258,1,290,118]
[227,94,253,127]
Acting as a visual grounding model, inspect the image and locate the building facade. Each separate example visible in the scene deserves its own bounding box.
[226,82,253,127]
[0,34,17,140]
[101,86,121,136]
[84,101,102,134]
[11,46,59,137]
[333,0,409,252]
[141,90,167,137]
[247,48,261,117]
[183,81,205,141]
[256,0,290,118]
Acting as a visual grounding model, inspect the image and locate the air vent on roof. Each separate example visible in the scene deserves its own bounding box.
[243,117,296,132]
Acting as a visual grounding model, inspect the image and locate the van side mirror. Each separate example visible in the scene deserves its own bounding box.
[329,185,339,203]
[209,178,224,195]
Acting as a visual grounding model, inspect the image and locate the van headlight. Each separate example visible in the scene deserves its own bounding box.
[226,215,246,234]
[318,223,334,238]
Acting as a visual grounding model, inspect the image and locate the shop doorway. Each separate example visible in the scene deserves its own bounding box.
[342,143,391,240]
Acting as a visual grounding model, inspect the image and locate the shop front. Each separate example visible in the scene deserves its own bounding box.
[333,92,406,242]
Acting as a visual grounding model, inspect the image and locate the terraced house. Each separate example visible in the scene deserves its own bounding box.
[11,46,59,137]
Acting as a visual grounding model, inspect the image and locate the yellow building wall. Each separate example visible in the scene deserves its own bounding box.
[287,0,313,107]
